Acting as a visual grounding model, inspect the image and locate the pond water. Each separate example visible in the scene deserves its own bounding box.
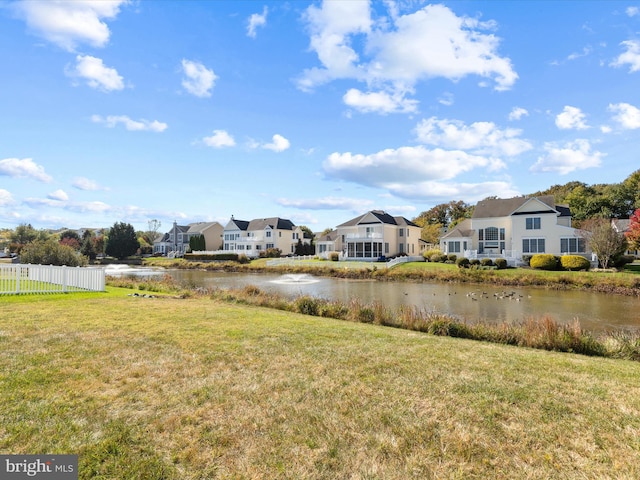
[164,269,640,333]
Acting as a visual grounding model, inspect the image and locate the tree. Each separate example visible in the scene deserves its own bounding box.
[580,217,628,269]
[20,238,88,266]
[11,223,39,244]
[626,208,640,250]
[145,219,162,246]
[81,230,97,260]
[105,222,140,260]
[189,234,206,252]
[59,230,81,251]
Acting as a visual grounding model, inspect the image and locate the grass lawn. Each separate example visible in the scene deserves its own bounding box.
[2,289,640,479]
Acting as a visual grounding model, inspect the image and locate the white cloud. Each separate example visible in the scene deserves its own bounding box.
[530,139,604,175]
[277,196,374,211]
[343,88,418,114]
[0,158,52,182]
[414,117,532,156]
[48,189,69,202]
[383,180,520,203]
[72,177,106,191]
[508,107,529,121]
[0,189,15,206]
[626,6,640,17]
[555,106,589,130]
[181,59,217,98]
[12,0,128,51]
[203,130,236,148]
[91,114,167,132]
[323,146,505,190]
[611,40,640,72]
[298,2,517,110]
[438,92,454,106]
[263,134,291,152]
[67,55,124,92]
[247,6,268,38]
[608,102,640,129]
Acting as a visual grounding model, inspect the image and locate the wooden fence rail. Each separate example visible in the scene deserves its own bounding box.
[0,264,106,295]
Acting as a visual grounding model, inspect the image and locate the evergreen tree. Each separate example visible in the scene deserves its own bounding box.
[105,222,139,260]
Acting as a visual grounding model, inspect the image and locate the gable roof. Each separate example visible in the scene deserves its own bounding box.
[472,195,559,219]
[441,219,474,240]
[316,229,338,242]
[247,217,296,231]
[187,222,221,235]
[337,210,419,228]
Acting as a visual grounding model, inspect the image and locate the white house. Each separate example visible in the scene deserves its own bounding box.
[222,216,308,257]
[440,196,589,264]
[318,210,422,261]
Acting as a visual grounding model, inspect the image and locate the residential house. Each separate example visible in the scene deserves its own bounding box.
[612,218,639,257]
[153,221,223,256]
[222,216,308,257]
[318,210,421,260]
[440,195,589,264]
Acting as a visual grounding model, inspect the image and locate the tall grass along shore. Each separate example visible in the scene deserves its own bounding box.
[2,288,640,479]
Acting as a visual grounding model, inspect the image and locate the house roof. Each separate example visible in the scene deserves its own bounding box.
[247,217,296,231]
[441,219,474,240]
[472,195,559,219]
[187,222,220,235]
[316,229,338,242]
[337,210,419,228]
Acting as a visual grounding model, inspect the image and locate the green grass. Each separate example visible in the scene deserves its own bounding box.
[2,290,640,478]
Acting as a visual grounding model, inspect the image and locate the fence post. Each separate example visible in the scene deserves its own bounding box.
[16,264,21,294]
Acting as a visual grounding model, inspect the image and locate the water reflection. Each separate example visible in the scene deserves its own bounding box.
[165,270,639,333]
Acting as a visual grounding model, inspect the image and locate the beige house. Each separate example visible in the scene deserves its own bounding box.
[222,216,307,257]
[440,196,589,265]
[317,210,421,261]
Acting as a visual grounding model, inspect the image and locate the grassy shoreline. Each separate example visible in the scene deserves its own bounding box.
[108,275,640,362]
[2,289,640,478]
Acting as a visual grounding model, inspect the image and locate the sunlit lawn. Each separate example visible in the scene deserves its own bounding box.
[1,289,640,478]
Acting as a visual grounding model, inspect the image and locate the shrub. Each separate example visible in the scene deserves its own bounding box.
[494,258,508,269]
[480,258,493,267]
[237,254,251,264]
[296,296,320,316]
[329,252,339,262]
[259,248,282,258]
[469,259,480,266]
[530,254,559,270]
[423,248,442,261]
[447,254,457,262]
[429,253,444,263]
[613,255,635,269]
[560,255,590,271]
[20,238,88,267]
[456,257,470,268]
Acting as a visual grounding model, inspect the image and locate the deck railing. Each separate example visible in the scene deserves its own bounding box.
[0,264,105,295]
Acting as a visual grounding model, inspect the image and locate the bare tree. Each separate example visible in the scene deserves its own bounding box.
[145,219,162,246]
[580,217,628,269]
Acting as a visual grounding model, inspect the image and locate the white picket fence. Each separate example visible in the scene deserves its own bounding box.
[0,264,106,295]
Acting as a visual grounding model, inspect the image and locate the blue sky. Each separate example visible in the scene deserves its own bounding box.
[1,1,640,234]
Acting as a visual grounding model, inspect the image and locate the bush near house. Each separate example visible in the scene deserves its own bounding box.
[423,248,442,261]
[530,254,560,271]
[560,255,591,271]
[494,258,508,270]
[456,257,470,268]
[430,253,445,263]
[329,252,340,262]
[480,258,494,267]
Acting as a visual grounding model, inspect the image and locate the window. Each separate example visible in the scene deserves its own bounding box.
[485,227,498,241]
[526,217,541,230]
[448,241,461,253]
[522,238,545,253]
[561,237,586,253]
[266,231,271,238]
[399,228,404,237]
[266,243,274,249]
[385,243,389,254]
